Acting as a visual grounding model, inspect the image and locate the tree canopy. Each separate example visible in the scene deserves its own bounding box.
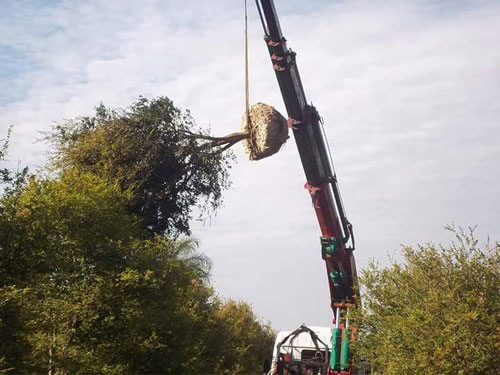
[47,97,233,237]
[0,169,273,374]
[0,126,27,191]
[353,227,500,375]
[0,127,10,183]
[0,97,273,374]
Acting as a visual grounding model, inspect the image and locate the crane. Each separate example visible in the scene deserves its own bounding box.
[255,1,359,374]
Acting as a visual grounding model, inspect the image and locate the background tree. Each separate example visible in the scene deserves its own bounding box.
[204,300,275,374]
[0,170,140,373]
[46,97,233,237]
[1,96,276,374]
[0,126,27,191]
[0,126,10,183]
[0,170,274,374]
[0,126,29,373]
[352,226,500,375]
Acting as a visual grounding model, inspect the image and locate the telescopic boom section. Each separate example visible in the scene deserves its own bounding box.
[256,0,358,311]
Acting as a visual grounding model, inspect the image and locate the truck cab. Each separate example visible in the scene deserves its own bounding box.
[266,325,331,375]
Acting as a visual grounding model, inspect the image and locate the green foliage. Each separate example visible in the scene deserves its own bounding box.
[0,169,273,374]
[205,300,275,374]
[0,170,139,287]
[0,170,140,373]
[0,126,12,183]
[46,97,233,237]
[0,96,272,374]
[0,126,28,194]
[352,226,500,375]
[15,237,215,374]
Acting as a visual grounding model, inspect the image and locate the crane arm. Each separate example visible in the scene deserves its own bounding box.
[255,0,358,310]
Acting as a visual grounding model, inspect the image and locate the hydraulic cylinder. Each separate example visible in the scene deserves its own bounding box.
[340,329,351,371]
[330,327,342,371]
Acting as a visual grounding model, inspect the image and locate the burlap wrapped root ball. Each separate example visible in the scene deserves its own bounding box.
[241,102,289,160]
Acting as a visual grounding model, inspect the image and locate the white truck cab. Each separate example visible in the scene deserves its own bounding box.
[265,325,332,375]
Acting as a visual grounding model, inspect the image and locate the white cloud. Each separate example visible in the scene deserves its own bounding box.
[1,0,499,328]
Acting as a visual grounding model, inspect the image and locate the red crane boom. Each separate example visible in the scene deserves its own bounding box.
[255,0,358,310]
[255,1,359,373]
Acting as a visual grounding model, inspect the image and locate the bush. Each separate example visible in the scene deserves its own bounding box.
[353,226,500,375]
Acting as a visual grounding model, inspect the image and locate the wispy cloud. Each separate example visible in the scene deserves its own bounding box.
[1,0,499,328]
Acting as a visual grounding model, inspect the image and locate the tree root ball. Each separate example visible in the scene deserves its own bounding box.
[241,103,289,161]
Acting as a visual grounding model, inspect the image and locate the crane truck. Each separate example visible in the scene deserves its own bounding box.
[255,1,359,374]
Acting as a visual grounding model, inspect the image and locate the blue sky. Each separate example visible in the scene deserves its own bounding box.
[0,45,37,105]
[1,0,499,329]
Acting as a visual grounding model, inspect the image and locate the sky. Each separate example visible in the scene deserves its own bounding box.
[1,0,499,330]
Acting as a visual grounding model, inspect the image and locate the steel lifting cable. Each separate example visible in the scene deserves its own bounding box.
[178,2,288,161]
[244,0,250,129]
[178,2,252,155]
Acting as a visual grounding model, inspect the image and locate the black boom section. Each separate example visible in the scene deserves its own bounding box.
[258,0,335,184]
